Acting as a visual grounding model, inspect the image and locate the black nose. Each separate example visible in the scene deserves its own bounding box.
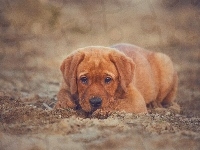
[89,97,102,108]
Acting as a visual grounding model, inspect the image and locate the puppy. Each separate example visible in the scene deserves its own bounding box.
[55,43,178,113]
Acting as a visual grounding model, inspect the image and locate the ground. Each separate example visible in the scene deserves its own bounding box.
[0,0,200,150]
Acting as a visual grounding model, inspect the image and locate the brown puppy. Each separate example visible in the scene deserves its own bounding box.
[55,43,178,113]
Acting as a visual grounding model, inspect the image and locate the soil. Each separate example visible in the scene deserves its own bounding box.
[0,0,200,150]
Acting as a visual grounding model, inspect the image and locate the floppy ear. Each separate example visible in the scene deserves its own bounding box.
[60,51,85,95]
[109,51,135,92]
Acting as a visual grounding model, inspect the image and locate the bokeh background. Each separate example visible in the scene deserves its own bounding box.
[0,1,200,149]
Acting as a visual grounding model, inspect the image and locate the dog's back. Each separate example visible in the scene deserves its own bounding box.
[112,43,178,107]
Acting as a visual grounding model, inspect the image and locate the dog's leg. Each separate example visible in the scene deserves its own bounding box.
[115,85,147,113]
[148,101,163,108]
[161,73,178,107]
[54,89,76,109]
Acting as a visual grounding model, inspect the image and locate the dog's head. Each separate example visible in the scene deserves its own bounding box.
[60,46,135,112]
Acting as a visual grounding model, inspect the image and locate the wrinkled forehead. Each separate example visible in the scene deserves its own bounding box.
[77,51,118,77]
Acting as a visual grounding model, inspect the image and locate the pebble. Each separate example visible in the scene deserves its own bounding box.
[165,112,171,116]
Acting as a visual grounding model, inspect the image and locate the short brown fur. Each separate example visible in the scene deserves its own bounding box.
[55,44,178,113]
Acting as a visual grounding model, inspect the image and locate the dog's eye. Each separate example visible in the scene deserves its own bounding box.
[80,76,88,84]
[105,76,112,84]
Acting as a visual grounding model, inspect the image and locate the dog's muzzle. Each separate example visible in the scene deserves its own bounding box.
[89,97,102,108]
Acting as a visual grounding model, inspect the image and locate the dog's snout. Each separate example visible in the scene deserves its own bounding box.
[89,97,102,108]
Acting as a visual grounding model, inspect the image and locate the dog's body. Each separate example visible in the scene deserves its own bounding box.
[55,43,178,113]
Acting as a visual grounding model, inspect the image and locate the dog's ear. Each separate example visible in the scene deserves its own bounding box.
[109,51,135,92]
[60,51,85,95]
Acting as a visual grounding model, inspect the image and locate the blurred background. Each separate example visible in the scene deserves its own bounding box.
[0,0,199,116]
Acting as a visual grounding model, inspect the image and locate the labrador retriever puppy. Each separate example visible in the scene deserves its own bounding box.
[55,43,178,114]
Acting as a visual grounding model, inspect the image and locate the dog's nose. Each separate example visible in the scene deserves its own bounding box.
[89,97,102,108]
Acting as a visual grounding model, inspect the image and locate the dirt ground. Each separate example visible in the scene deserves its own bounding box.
[0,0,200,150]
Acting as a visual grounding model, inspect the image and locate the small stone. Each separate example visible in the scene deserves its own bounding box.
[165,112,171,116]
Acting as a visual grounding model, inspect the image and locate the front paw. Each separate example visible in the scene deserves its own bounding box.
[54,101,63,109]
[54,99,76,109]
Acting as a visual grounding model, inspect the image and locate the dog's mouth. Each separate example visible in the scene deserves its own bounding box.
[76,101,101,114]
[76,106,101,118]
[78,96,103,112]
[90,106,101,112]
[84,105,101,114]
[77,101,111,119]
